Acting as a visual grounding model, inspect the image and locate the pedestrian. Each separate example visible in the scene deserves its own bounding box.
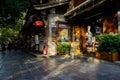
[43,46,47,55]
[42,35,47,56]
[13,41,17,51]
[7,41,13,51]
[1,42,6,51]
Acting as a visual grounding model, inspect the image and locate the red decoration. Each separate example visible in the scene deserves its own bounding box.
[34,21,43,27]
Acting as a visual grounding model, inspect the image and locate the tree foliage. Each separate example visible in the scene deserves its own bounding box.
[0,27,19,44]
[0,0,38,44]
[4,0,35,17]
[0,0,37,24]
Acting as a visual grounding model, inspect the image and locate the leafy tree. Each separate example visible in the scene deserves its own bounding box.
[0,0,37,24]
[0,0,37,44]
[0,25,19,43]
[0,12,26,44]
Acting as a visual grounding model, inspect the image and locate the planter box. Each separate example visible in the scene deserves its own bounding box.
[109,53,119,62]
[95,52,119,62]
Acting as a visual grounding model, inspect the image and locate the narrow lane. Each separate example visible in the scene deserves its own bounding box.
[0,50,120,80]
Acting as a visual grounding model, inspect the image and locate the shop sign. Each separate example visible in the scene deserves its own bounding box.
[58,24,67,28]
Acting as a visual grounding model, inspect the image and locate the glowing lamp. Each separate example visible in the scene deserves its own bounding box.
[34,21,43,27]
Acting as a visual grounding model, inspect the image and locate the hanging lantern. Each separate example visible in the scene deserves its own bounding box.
[34,21,44,27]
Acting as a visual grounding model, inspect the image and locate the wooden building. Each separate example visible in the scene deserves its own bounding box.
[21,0,70,55]
[64,0,120,55]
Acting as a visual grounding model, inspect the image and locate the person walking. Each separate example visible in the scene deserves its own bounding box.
[7,42,13,52]
[1,42,6,51]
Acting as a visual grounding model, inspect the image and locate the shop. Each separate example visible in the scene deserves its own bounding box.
[64,0,120,56]
[21,1,69,56]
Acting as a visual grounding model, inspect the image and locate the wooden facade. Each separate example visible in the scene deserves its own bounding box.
[64,0,120,59]
[74,0,86,7]
[21,0,69,55]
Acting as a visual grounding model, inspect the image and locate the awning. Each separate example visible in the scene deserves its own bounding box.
[33,1,69,10]
[64,0,108,20]
[64,0,91,17]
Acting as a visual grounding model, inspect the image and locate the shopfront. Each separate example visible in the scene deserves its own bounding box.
[64,0,120,56]
[21,1,69,55]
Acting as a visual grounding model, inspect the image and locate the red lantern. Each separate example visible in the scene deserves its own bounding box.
[34,21,43,27]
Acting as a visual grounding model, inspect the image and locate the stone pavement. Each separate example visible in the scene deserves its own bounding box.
[0,50,120,80]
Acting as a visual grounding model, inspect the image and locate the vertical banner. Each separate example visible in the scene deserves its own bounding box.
[35,35,39,44]
[51,27,56,42]
[118,11,120,34]
[35,35,39,51]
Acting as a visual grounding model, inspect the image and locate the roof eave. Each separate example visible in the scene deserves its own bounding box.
[33,1,69,10]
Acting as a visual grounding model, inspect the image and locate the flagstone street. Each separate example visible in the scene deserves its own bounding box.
[0,50,120,80]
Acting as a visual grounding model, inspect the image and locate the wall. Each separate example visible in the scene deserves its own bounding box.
[103,14,118,33]
[118,11,120,34]
[47,14,65,56]
[74,0,86,7]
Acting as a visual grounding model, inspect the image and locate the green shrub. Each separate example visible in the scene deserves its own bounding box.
[57,42,71,55]
[95,34,120,54]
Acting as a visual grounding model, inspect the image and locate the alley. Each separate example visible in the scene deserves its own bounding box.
[0,50,120,80]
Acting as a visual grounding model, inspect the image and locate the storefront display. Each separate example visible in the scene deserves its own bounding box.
[57,24,69,42]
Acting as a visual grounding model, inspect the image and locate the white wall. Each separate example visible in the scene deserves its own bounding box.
[118,11,120,34]
[47,14,65,56]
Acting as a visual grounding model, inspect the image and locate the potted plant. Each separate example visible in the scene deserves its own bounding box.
[57,42,71,55]
[95,34,120,62]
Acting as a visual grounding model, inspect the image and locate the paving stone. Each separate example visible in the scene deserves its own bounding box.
[1,50,120,80]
